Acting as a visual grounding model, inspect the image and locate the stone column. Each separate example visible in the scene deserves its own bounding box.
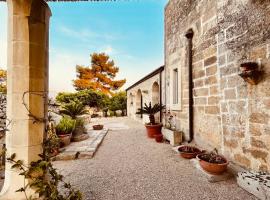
[0,0,51,199]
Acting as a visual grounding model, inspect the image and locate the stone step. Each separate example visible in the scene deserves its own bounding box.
[237,171,270,200]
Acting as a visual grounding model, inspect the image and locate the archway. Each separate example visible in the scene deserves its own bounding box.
[152,82,160,122]
[136,89,142,119]
[128,93,134,116]
[152,82,159,105]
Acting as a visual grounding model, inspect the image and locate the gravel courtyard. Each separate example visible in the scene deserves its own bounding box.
[54,117,255,200]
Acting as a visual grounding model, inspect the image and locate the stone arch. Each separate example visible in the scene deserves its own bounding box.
[152,82,160,122]
[1,1,51,198]
[136,89,143,119]
[152,82,160,105]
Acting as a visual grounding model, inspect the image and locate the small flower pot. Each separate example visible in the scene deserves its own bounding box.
[58,134,71,147]
[145,124,162,138]
[155,134,163,143]
[93,125,104,130]
[178,146,202,159]
[197,153,229,175]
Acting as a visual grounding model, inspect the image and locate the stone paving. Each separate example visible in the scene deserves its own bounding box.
[53,126,108,161]
[54,117,256,200]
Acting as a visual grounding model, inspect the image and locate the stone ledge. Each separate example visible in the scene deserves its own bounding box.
[52,129,108,161]
[237,171,270,200]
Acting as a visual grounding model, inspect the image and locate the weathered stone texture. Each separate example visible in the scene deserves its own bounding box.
[165,0,270,172]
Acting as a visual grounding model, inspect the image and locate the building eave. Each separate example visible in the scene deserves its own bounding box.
[126,65,164,92]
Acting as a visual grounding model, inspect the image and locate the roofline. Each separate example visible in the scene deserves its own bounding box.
[0,0,121,2]
[126,65,164,92]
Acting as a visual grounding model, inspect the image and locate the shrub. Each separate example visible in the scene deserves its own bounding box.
[59,101,88,119]
[55,117,75,135]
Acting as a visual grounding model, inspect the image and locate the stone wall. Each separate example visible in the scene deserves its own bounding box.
[165,0,270,171]
[0,94,6,133]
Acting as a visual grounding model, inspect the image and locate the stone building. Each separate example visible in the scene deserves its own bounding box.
[164,0,270,172]
[126,66,164,124]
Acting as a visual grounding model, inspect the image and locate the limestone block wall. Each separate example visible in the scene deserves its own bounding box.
[165,0,270,171]
[0,94,6,132]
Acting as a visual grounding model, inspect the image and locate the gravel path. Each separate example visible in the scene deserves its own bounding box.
[54,117,256,200]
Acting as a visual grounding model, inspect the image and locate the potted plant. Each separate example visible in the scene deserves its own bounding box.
[178,145,202,159]
[197,149,229,174]
[59,101,88,140]
[136,102,165,139]
[72,118,89,142]
[93,124,104,130]
[55,117,75,147]
[162,110,183,146]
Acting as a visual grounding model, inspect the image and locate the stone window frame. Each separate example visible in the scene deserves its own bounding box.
[170,66,182,111]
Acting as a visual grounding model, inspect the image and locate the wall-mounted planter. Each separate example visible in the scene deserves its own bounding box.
[238,62,263,85]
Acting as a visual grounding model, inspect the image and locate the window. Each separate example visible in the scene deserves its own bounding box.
[170,67,181,110]
[173,68,178,104]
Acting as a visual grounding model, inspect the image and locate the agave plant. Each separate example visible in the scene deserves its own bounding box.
[136,102,165,125]
[59,101,88,119]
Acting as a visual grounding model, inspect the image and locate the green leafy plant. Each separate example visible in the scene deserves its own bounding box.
[7,125,82,200]
[55,117,75,135]
[75,118,85,128]
[136,102,165,125]
[59,101,88,119]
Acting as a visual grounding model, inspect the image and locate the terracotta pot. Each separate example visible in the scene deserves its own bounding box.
[155,134,163,143]
[145,124,162,138]
[178,146,202,159]
[93,125,104,130]
[58,134,71,147]
[197,154,229,175]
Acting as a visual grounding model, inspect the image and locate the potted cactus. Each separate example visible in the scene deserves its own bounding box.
[136,102,165,139]
[55,117,75,147]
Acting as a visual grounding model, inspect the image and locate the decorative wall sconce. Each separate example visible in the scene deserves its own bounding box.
[238,62,263,85]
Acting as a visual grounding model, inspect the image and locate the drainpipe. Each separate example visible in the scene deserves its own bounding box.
[159,71,162,123]
[185,29,194,143]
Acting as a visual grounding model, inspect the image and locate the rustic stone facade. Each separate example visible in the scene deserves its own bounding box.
[0,94,6,133]
[165,0,270,172]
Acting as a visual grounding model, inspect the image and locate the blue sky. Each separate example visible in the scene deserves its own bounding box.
[0,1,167,96]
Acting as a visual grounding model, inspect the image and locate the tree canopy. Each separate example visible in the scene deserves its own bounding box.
[109,91,127,113]
[56,90,110,110]
[73,53,126,96]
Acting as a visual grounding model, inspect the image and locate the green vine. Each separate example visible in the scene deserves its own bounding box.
[5,91,83,199]
[7,122,82,200]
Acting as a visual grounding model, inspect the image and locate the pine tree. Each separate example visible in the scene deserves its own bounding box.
[73,53,126,96]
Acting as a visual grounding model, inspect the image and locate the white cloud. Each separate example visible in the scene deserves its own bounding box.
[58,25,120,43]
